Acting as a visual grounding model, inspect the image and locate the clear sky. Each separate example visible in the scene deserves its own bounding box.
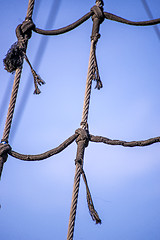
[0,0,160,239]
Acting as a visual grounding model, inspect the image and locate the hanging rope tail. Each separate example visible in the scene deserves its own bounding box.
[81,167,101,224]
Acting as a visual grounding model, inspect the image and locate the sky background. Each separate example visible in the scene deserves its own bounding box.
[0,0,160,239]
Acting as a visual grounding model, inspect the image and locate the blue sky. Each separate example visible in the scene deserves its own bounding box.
[0,0,160,239]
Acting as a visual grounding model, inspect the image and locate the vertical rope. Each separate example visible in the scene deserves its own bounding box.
[67,40,95,240]
[0,0,35,178]
[81,41,95,129]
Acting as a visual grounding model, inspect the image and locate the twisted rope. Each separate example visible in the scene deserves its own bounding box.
[67,40,96,240]
[0,0,35,178]
[67,3,104,238]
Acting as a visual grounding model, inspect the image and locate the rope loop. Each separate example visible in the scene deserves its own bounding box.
[75,128,89,147]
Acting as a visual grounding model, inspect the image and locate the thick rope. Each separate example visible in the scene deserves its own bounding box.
[34,12,92,35]
[104,12,160,26]
[9,133,78,161]
[33,11,160,37]
[7,133,160,162]
[0,0,35,179]
[89,134,160,147]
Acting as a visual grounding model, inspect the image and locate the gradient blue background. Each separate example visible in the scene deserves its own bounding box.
[0,0,160,239]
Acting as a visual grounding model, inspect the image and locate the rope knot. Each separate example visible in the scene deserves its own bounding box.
[91,5,104,25]
[0,142,11,163]
[21,17,35,40]
[75,128,89,147]
[3,19,45,94]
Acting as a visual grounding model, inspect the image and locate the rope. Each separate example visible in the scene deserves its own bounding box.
[0,0,35,178]
[34,12,92,35]
[7,133,160,162]
[33,11,160,37]
[104,12,160,26]
[9,133,78,161]
[89,135,160,147]
[67,40,95,240]
[67,3,104,239]
[1,0,160,238]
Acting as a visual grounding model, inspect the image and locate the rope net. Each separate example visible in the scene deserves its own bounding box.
[1,0,160,239]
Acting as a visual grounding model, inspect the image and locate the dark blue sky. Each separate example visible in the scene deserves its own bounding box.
[0,0,160,239]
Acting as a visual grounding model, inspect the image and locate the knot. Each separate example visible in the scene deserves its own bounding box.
[0,142,11,163]
[21,17,35,40]
[16,18,35,43]
[91,5,104,24]
[3,19,45,94]
[75,128,89,147]
[90,3,104,43]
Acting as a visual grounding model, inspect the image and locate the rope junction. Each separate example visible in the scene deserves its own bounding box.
[1,0,160,239]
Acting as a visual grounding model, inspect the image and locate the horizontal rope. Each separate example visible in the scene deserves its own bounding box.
[33,10,160,37]
[34,12,92,35]
[8,134,160,161]
[104,12,160,26]
[89,134,160,147]
[9,133,78,161]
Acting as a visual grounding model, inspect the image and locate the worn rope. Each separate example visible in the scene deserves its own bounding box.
[67,2,104,239]
[9,133,78,161]
[0,0,35,179]
[104,12,160,26]
[67,41,95,240]
[34,12,92,35]
[7,133,160,162]
[33,11,160,37]
[90,134,160,147]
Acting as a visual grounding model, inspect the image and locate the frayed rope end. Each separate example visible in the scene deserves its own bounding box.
[3,42,24,73]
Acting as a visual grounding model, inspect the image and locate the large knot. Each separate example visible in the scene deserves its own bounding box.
[3,18,35,73]
[75,128,89,147]
[3,18,44,94]
[0,142,11,163]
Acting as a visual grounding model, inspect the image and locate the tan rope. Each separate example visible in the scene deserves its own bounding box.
[0,0,35,179]
[67,39,96,240]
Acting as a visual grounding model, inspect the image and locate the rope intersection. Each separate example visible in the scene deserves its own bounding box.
[1,0,160,239]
